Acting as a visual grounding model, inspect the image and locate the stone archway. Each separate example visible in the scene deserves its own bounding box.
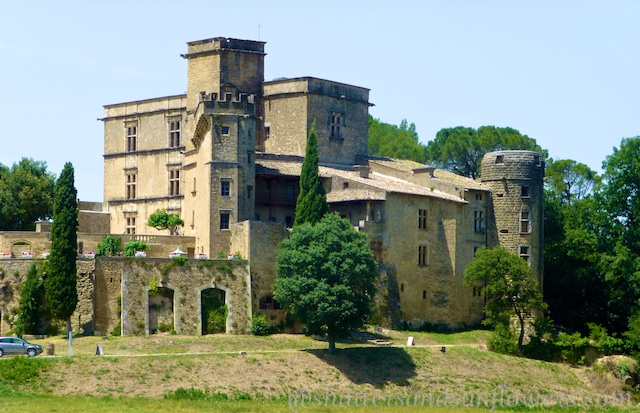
[11,241,31,257]
[201,287,227,335]
[149,287,174,333]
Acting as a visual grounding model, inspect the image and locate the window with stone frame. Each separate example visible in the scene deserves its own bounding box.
[418,244,428,266]
[169,119,181,147]
[169,169,180,196]
[519,245,531,264]
[126,171,137,199]
[520,211,531,233]
[474,210,485,233]
[330,112,343,139]
[125,216,136,234]
[126,124,137,152]
[220,212,230,230]
[418,209,428,229]
[221,180,230,196]
[521,185,531,198]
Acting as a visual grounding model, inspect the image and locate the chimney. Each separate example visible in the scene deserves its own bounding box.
[354,165,371,178]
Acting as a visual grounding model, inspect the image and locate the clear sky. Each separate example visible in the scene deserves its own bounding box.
[1,1,638,202]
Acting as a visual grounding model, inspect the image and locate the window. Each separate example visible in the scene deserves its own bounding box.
[221,180,230,196]
[521,185,530,198]
[400,283,404,292]
[285,216,293,227]
[221,126,230,135]
[169,120,181,147]
[169,170,180,196]
[370,241,383,263]
[520,211,531,233]
[126,216,136,234]
[126,172,137,199]
[519,245,530,264]
[247,185,253,199]
[343,182,349,189]
[474,210,485,233]
[475,193,483,201]
[259,296,281,310]
[330,112,343,139]
[220,213,230,230]
[418,244,427,266]
[473,286,483,297]
[418,209,428,229]
[422,290,427,299]
[264,126,270,140]
[126,124,137,152]
[286,183,294,203]
[495,155,504,164]
[247,151,252,164]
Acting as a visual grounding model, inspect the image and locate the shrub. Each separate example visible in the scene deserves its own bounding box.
[487,323,518,355]
[97,235,123,256]
[251,314,272,336]
[555,331,590,365]
[123,241,149,257]
[158,322,173,333]
[111,324,121,336]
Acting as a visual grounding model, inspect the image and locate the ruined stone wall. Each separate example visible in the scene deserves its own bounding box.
[120,258,252,336]
[0,258,95,335]
[93,257,123,336]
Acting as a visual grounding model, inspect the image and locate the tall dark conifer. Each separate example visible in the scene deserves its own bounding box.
[294,123,329,226]
[45,162,78,333]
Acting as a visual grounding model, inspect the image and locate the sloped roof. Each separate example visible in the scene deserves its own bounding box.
[255,156,468,204]
[368,157,489,191]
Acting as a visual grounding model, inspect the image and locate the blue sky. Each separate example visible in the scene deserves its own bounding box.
[1,1,638,202]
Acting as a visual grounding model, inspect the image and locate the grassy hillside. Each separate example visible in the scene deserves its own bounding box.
[0,330,635,411]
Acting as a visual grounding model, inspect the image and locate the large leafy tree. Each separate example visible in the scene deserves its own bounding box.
[294,123,329,226]
[426,126,547,178]
[0,158,55,230]
[464,247,546,347]
[545,158,599,204]
[368,116,427,163]
[147,208,184,235]
[273,213,377,353]
[45,162,78,333]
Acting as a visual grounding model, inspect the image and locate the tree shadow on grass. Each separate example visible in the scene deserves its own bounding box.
[305,346,417,388]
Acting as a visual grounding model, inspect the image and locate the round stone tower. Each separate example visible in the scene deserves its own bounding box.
[480,150,545,288]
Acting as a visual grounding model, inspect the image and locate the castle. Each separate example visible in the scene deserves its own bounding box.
[0,37,544,335]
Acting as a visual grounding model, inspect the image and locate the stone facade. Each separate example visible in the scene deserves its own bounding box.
[0,36,545,335]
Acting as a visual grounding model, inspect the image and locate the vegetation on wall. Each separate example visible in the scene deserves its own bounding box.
[201,288,227,334]
[123,241,149,257]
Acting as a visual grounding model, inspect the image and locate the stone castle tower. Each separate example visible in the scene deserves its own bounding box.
[480,150,545,288]
[181,38,265,255]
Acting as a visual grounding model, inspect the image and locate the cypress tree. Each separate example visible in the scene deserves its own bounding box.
[15,263,45,336]
[45,162,78,333]
[294,123,329,226]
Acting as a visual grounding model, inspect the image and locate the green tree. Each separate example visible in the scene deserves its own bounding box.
[464,247,546,347]
[0,158,55,230]
[368,116,427,163]
[123,240,149,257]
[44,162,78,333]
[14,263,46,336]
[425,126,547,178]
[273,213,377,353]
[147,208,184,235]
[294,122,329,226]
[545,158,599,204]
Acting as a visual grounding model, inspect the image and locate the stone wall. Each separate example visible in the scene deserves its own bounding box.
[120,258,252,336]
[0,258,95,335]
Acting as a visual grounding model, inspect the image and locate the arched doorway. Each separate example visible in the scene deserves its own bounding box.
[149,287,174,334]
[201,288,227,334]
